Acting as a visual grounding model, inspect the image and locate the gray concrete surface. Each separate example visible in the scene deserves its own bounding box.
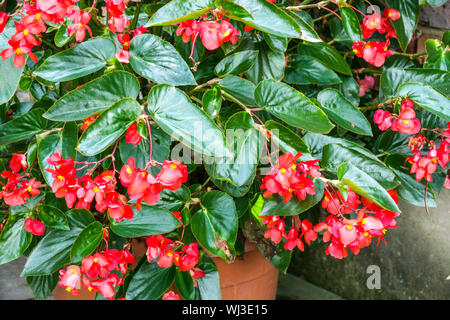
[0,257,34,300]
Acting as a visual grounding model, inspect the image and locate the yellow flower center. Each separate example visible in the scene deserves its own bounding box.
[36,13,41,20]
[167,252,173,257]
[23,29,29,36]
[382,229,387,234]
[15,48,23,54]
[93,187,99,192]
[79,23,83,28]
[170,164,178,169]
[57,175,64,181]
[223,30,230,36]
[362,218,367,224]
[124,42,128,47]
[66,288,71,292]
[88,286,93,292]
[432,158,437,164]
[346,225,353,230]
[370,20,376,25]
[28,186,32,192]
[93,258,98,263]
[126,167,132,174]
[71,269,77,274]
[280,168,286,174]
[403,120,409,124]
[363,232,369,237]
[291,164,296,170]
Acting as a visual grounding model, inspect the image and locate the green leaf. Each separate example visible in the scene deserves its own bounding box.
[34,37,116,82]
[338,76,360,107]
[381,68,450,97]
[0,212,32,265]
[340,6,361,42]
[21,209,94,276]
[196,255,221,300]
[129,34,196,86]
[110,205,180,238]
[70,221,103,263]
[264,120,311,157]
[145,0,214,26]
[337,163,401,213]
[246,41,285,84]
[424,38,450,71]
[221,0,301,38]
[37,205,69,231]
[257,241,292,273]
[387,0,419,52]
[213,112,261,187]
[26,272,59,300]
[38,122,78,186]
[175,271,195,300]
[263,33,288,52]
[43,71,140,121]
[156,186,191,211]
[77,98,141,156]
[385,154,437,207]
[397,83,450,121]
[298,42,352,76]
[322,144,399,190]
[216,0,253,19]
[375,130,410,155]
[284,55,342,86]
[126,261,176,300]
[205,162,255,197]
[218,76,256,106]
[146,84,229,157]
[254,79,334,134]
[54,21,73,47]
[215,50,258,76]
[286,10,322,43]
[0,109,47,145]
[202,87,222,119]
[191,191,238,260]
[259,179,324,216]
[317,89,372,136]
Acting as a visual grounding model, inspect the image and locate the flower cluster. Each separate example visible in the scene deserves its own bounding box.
[0,154,41,207]
[58,248,134,299]
[24,218,45,236]
[105,0,130,34]
[373,98,421,135]
[176,15,239,51]
[66,6,92,42]
[358,75,375,97]
[146,235,203,273]
[115,25,147,63]
[125,123,143,145]
[120,157,188,211]
[260,152,321,203]
[352,8,400,67]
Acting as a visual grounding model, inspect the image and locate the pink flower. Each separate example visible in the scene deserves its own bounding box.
[373,109,392,131]
[358,75,375,97]
[391,100,421,135]
[163,291,181,300]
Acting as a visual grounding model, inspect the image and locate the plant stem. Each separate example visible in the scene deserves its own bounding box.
[286,0,331,11]
[130,1,142,30]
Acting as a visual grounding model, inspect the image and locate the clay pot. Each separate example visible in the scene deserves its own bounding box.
[53,240,279,300]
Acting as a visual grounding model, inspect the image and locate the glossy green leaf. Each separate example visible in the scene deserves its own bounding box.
[34,37,116,82]
[258,241,292,273]
[284,55,342,86]
[202,87,222,118]
[205,162,255,197]
[424,38,450,70]
[221,0,301,38]
[264,120,310,157]
[38,122,78,186]
[175,271,195,300]
[44,71,140,121]
[146,0,214,26]
[146,84,229,157]
[338,76,360,107]
[126,261,176,300]
[322,144,399,190]
[340,6,361,42]
[337,163,401,213]
[0,212,32,265]
[255,79,334,134]
[375,130,410,155]
[21,209,95,276]
[129,34,196,86]
[37,205,69,231]
[54,21,73,47]
[218,76,257,106]
[387,0,419,52]
[215,50,258,76]
[156,185,191,212]
[191,191,238,260]
[385,154,437,208]
[77,98,141,156]
[196,255,221,300]
[286,10,322,42]
[317,89,372,136]
[26,272,59,300]
[110,205,180,238]
[214,112,261,187]
[381,68,450,97]
[70,221,103,263]
[264,33,288,52]
[397,83,450,121]
[246,41,285,84]
[216,0,253,18]
[298,42,352,76]
[259,179,324,216]
[0,109,47,145]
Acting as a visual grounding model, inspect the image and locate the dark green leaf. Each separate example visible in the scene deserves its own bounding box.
[0,212,32,265]
[21,209,94,276]
[218,76,256,106]
[110,205,180,238]
[254,79,334,134]
[340,6,361,42]
[70,221,103,263]
[246,41,285,84]
[26,272,59,300]
[175,271,195,300]
[44,71,140,121]
[129,34,196,86]
[424,38,450,70]
[37,205,69,231]
[298,42,352,76]
[146,84,229,157]
[191,191,238,260]
[337,163,401,213]
[317,88,372,136]
[196,255,221,300]
[0,109,47,145]
[156,185,191,211]
[34,37,116,82]
[77,98,141,156]
[215,50,258,76]
[284,55,342,86]
[286,10,322,42]
[126,261,176,300]
[387,0,419,52]
[146,0,214,26]
[54,21,73,47]
[202,87,222,118]
[264,120,311,157]
[216,0,253,19]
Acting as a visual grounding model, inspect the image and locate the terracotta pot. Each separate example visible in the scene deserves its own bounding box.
[53,240,279,300]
